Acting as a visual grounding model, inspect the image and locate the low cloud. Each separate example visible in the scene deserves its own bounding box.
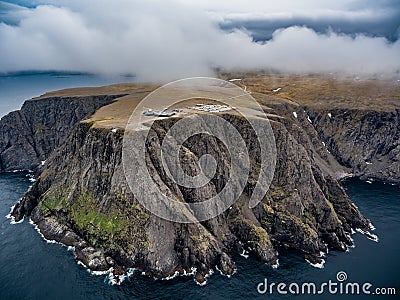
[218,9,400,42]
[0,0,399,81]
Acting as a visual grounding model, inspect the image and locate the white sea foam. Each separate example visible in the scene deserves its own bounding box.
[305,258,325,269]
[149,266,209,286]
[27,210,239,287]
[215,265,223,276]
[356,228,379,242]
[6,203,24,224]
[195,279,207,286]
[29,218,63,245]
[25,215,221,286]
[239,249,249,259]
[215,265,237,279]
[271,259,279,269]
[184,267,197,276]
[92,269,112,276]
[193,268,214,286]
[77,261,112,276]
[28,218,129,285]
[105,268,137,285]
[162,271,180,281]
[345,233,355,248]
[10,217,24,225]
[368,222,376,231]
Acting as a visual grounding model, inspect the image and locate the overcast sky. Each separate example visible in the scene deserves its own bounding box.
[0,0,399,81]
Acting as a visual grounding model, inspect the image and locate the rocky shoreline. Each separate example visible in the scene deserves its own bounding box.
[3,78,399,284]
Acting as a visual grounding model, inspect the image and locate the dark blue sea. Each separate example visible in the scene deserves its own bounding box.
[0,174,399,299]
[0,73,399,299]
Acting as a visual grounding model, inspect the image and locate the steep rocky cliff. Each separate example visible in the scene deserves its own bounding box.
[0,94,124,172]
[305,107,400,183]
[7,77,399,284]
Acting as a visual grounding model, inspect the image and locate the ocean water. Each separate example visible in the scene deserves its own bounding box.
[0,173,399,300]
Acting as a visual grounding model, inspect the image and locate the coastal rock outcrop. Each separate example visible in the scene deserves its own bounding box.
[4,79,398,282]
[0,94,124,172]
[306,108,400,184]
[12,108,371,278]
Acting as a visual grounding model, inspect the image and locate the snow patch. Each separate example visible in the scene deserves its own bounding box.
[292,112,298,118]
[272,87,282,92]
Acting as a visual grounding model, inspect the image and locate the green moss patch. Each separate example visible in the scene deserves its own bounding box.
[70,192,122,241]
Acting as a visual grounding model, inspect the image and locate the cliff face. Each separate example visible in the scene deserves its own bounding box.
[0,94,124,172]
[306,107,400,183]
[7,79,399,283]
[11,101,377,281]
